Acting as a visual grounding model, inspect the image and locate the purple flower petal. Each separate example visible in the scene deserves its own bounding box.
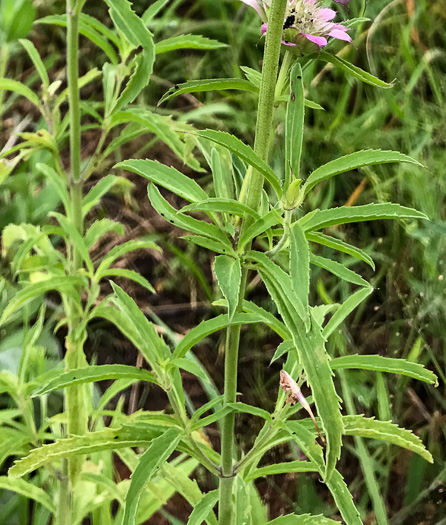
[328,28,352,41]
[261,22,268,34]
[239,0,263,16]
[302,33,327,47]
[318,8,336,21]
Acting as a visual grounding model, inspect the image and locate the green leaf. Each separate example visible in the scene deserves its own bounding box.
[316,52,393,89]
[307,232,375,269]
[322,287,373,338]
[113,51,154,114]
[142,0,168,23]
[251,253,342,480]
[117,159,207,203]
[102,268,155,293]
[122,428,181,525]
[111,109,201,170]
[1,0,35,42]
[103,0,153,49]
[96,239,160,277]
[290,222,310,313]
[36,163,70,216]
[156,35,226,54]
[19,39,49,87]
[0,78,42,111]
[181,198,260,220]
[158,79,257,105]
[0,276,84,326]
[303,149,423,196]
[187,489,219,525]
[191,407,233,431]
[300,203,428,232]
[286,421,362,525]
[51,212,94,275]
[173,313,264,359]
[194,130,282,198]
[182,235,236,256]
[244,460,317,482]
[37,15,118,64]
[310,254,369,287]
[0,476,56,513]
[84,219,125,249]
[32,365,159,396]
[169,358,210,383]
[228,402,271,422]
[301,415,433,464]
[213,255,241,322]
[240,300,290,340]
[148,184,232,248]
[210,146,235,206]
[246,252,307,325]
[266,514,340,524]
[285,62,305,188]
[330,355,437,384]
[82,174,132,215]
[8,426,165,478]
[238,210,283,251]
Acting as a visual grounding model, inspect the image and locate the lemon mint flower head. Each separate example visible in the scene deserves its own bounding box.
[240,0,351,49]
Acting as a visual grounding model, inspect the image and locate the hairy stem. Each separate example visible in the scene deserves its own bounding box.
[218,1,288,523]
[59,2,88,520]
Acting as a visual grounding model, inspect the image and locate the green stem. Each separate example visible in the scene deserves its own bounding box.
[0,44,9,118]
[60,2,88,519]
[218,1,288,523]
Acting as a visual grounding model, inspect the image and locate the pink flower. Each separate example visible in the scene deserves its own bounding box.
[239,0,351,49]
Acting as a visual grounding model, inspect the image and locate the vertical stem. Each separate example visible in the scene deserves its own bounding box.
[0,45,9,118]
[61,2,87,518]
[218,1,288,523]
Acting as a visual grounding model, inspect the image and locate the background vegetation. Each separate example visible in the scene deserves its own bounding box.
[0,0,444,523]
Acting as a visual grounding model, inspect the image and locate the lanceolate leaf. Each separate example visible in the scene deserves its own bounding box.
[103,0,153,49]
[330,355,437,384]
[303,150,423,195]
[322,287,373,339]
[342,416,433,463]
[82,174,132,215]
[0,477,56,513]
[181,198,260,220]
[299,203,428,232]
[194,130,282,198]
[307,232,375,269]
[8,427,164,478]
[267,514,341,524]
[182,235,236,256]
[310,254,369,287]
[316,52,393,89]
[298,415,433,463]
[96,239,160,277]
[249,252,342,480]
[238,210,283,251]
[148,185,232,249]
[0,276,85,326]
[285,62,305,188]
[32,365,160,396]
[173,313,265,359]
[122,429,181,525]
[156,35,226,54]
[187,490,219,525]
[158,79,258,105]
[290,222,310,313]
[213,255,242,322]
[102,268,155,293]
[0,78,43,111]
[244,460,317,482]
[117,159,207,203]
[286,422,362,525]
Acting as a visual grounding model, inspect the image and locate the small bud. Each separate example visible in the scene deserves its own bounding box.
[282,178,303,210]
